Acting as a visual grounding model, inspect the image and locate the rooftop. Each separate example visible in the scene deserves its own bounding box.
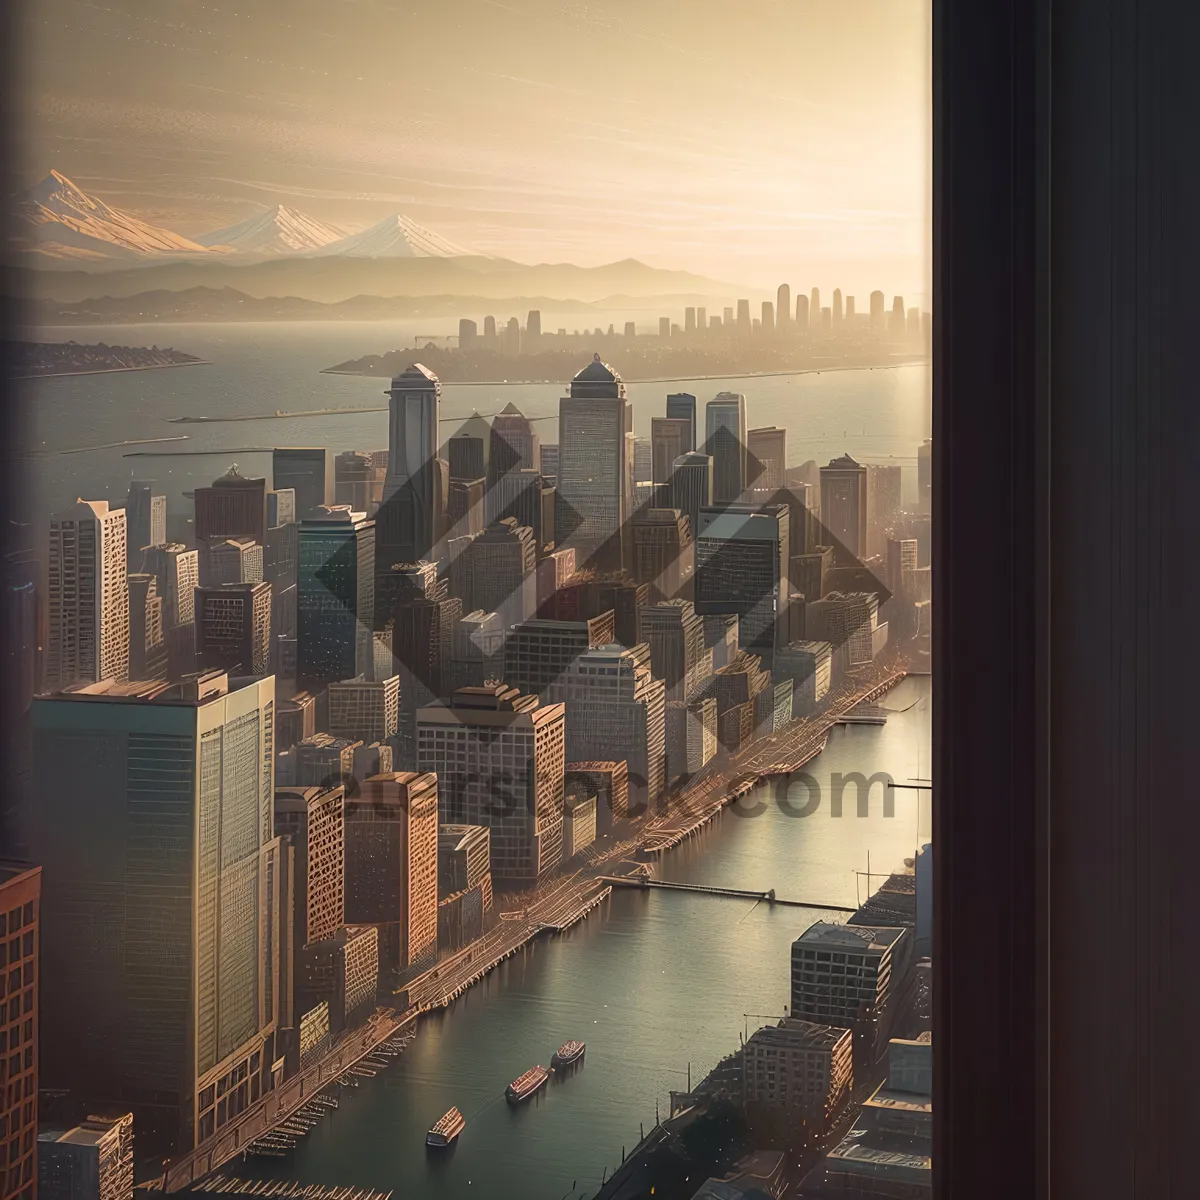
[746,1018,851,1052]
[572,353,620,384]
[793,922,907,952]
[388,362,439,389]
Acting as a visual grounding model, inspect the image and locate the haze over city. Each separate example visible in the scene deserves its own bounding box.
[23,0,930,292]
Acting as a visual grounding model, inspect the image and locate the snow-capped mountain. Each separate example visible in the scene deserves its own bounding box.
[196,205,347,254]
[15,170,211,261]
[315,212,474,259]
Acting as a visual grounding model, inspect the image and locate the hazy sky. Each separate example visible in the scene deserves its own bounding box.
[24,0,930,291]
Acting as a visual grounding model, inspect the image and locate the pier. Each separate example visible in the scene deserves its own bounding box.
[191,1176,391,1200]
[600,876,857,912]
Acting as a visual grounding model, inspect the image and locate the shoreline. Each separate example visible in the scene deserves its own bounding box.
[17,360,209,380]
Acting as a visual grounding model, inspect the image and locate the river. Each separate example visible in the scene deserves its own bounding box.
[234,676,931,1200]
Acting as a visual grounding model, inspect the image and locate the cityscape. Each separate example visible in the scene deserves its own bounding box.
[7,2,933,1199]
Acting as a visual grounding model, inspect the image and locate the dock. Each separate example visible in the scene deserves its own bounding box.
[191,1176,391,1200]
[599,876,857,912]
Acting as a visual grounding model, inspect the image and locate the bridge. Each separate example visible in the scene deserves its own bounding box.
[600,875,857,912]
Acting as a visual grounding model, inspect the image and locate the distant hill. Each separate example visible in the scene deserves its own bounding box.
[17,254,744,307]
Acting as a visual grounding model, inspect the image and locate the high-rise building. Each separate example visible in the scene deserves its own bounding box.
[483,315,497,343]
[705,393,748,504]
[268,489,296,529]
[31,674,283,1153]
[776,284,791,328]
[742,1020,854,1121]
[564,760,630,832]
[761,300,775,334]
[889,295,906,336]
[810,288,820,323]
[453,519,536,626]
[641,599,708,702]
[832,288,843,325]
[448,434,486,482]
[870,290,886,329]
[736,298,752,337]
[538,443,559,481]
[774,639,833,713]
[458,318,477,350]
[46,500,129,689]
[631,508,694,602]
[695,503,791,662]
[722,306,734,328]
[274,785,345,947]
[684,307,696,334]
[334,451,375,515]
[526,309,542,345]
[560,645,666,815]
[449,609,505,691]
[887,537,920,598]
[343,772,439,972]
[846,295,856,321]
[327,675,400,744]
[277,690,316,751]
[696,307,707,334]
[664,393,697,453]
[651,418,692,485]
[670,452,714,542]
[379,364,443,570]
[917,439,932,514]
[808,591,886,666]
[0,861,40,1200]
[821,306,832,330]
[417,685,565,884]
[205,536,264,586]
[38,1111,134,1200]
[795,292,810,327]
[791,922,908,1028]
[503,317,520,355]
[273,449,333,519]
[502,613,614,699]
[437,824,492,900]
[127,573,167,681]
[658,316,671,338]
[296,506,375,690]
[557,356,631,572]
[139,543,199,630]
[195,465,268,546]
[488,402,539,483]
[124,481,166,563]
[819,454,869,562]
[747,426,787,494]
[447,477,485,538]
[866,464,904,557]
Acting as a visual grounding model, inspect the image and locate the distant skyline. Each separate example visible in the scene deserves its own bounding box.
[23,0,931,293]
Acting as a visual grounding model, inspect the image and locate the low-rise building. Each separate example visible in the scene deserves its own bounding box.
[563,791,598,858]
[38,1113,134,1200]
[743,1019,853,1121]
[790,923,909,1029]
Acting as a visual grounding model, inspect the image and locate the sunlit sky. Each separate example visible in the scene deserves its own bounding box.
[24,0,930,292]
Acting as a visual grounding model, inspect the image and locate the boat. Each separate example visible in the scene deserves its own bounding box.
[426,1107,465,1149]
[551,1040,586,1069]
[505,1065,550,1104]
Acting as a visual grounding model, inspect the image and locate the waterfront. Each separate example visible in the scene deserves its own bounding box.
[228,677,930,1200]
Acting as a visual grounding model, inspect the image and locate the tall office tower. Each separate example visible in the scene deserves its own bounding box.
[0,861,40,1200]
[866,464,904,557]
[127,573,167,681]
[695,503,791,663]
[557,355,631,572]
[870,289,886,329]
[810,288,820,323]
[722,306,734,328]
[483,315,497,343]
[650,418,691,485]
[39,1111,135,1200]
[195,582,272,676]
[705,392,748,504]
[791,922,907,1028]
[334,451,375,515]
[747,425,788,494]
[277,689,317,751]
[195,465,269,546]
[846,295,857,321]
[561,645,666,816]
[792,546,834,605]
[917,439,932,514]
[449,609,505,690]
[761,300,775,334]
[632,508,694,602]
[502,613,614,699]
[274,785,344,948]
[735,298,752,337]
[273,449,333,519]
[327,676,400,744]
[564,760,629,832]
[821,306,832,330]
[285,734,360,789]
[139,543,198,630]
[703,611,740,670]
[665,392,697,453]
[448,434,486,482]
[268,488,296,529]
[526,309,542,344]
[488,402,539,483]
[503,317,520,356]
[447,478,485,538]
[684,306,696,334]
[887,537,920,597]
[484,468,553,550]
[31,674,282,1154]
[820,454,869,562]
[205,536,264,586]
[658,316,671,339]
[343,772,439,972]
[124,480,166,562]
[890,295,906,335]
[296,506,375,691]
[535,547,575,616]
[795,291,810,328]
[538,444,559,482]
[696,307,707,335]
[46,500,129,689]
[669,451,714,542]
[390,590,461,717]
[832,288,844,326]
[417,685,566,885]
[437,824,493,915]
[776,283,791,328]
[378,364,444,573]
[458,318,478,350]
[808,591,886,666]
[641,599,708,702]
[907,306,921,338]
[265,506,298,587]
[774,639,833,713]
[454,519,536,626]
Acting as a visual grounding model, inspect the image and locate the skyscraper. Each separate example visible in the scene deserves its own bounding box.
[846,295,856,321]
[448,434,486,482]
[458,318,477,350]
[127,573,167,682]
[502,614,614,699]
[866,463,903,556]
[761,299,775,334]
[195,582,272,676]
[777,284,791,328]
[205,536,264,586]
[669,452,713,540]
[124,480,166,562]
[327,675,400,744]
[917,439,932,514]
[416,685,565,884]
[651,417,691,485]
[696,307,707,335]
[723,306,734,328]
[747,426,788,494]
[273,784,345,948]
[832,288,843,325]
[453,519,537,626]
[46,500,129,689]
[819,454,869,561]
[380,364,443,571]
[705,392,748,504]
[488,402,538,483]
[195,465,269,547]
[557,356,631,572]
[795,292,810,328]
[632,508,694,602]
[736,299,752,337]
[890,295,906,335]
[31,674,282,1154]
[641,599,708,702]
[139,543,199,630]
[684,306,696,334]
[870,290,886,329]
[297,505,375,690]
[526,309,542,345]
[665,392,697,452]
[273,449,333,518]
[810,288,820,323]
